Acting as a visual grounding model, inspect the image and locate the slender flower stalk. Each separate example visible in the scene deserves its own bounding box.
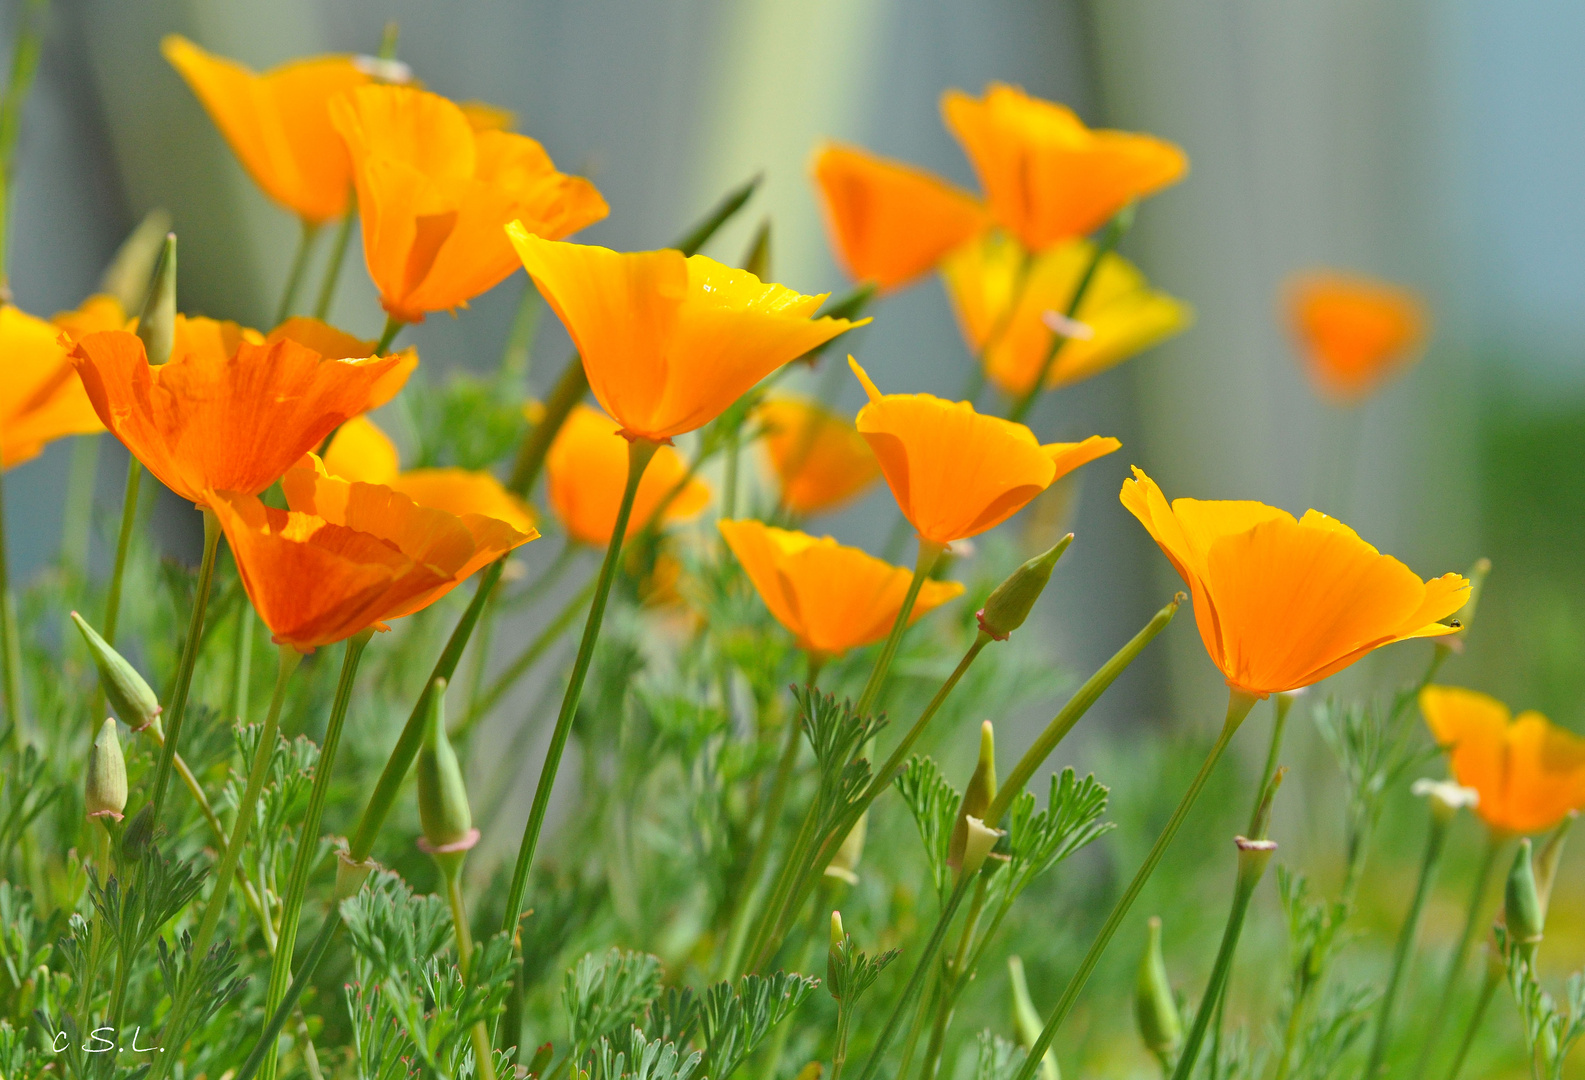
[102,454,143,645]
[1443,954,1502,1080]
[374,314,403,356]
[1249,693,1294,834]
[312,202,356,319]
[854,538,945,718]
[275,220,320,325]
[0,464,22,748]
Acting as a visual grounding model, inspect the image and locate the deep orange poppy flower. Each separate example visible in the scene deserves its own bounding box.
[330,84,608,323]
[1122,467,1468,698]
[162,35,371,224]
[719,519,964,656]
[1286,271,1428,402]
[942,232,1191,394]
[755,395,879,516]
[546,405,710,546]
[508,232,865,441]
[851,358,1119,545]
[941,83,1187,251]
[810,142,988,292]
[1420,685,1585,835]
[68,325,412,506]
[0,305,105,468]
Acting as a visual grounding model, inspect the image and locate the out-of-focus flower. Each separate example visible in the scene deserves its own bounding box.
[322,414,400,484]
[52,295,132,341]
[1,305,106,468]
[162,35,371,224]
[458,100,515,132]
[942,232,1190,394]
[546,405,709,545]
[851,357,1119,545]
[718,519,963,657]
[942,83,1187,251]
[810,142,988,292]
[1286,271,1428,403]
[1420,685,1585,835]
[68,324,411,506]
[1121,467,1468,698]
[329,85,606,324]
[509,232,864,441]
[756,395,879,516]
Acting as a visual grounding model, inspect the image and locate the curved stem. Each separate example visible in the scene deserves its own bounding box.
[1412,832,1504,1080]
[312,203,356,320]
[1249,694,1292,835]
[854,539,944,718]
[103,457,143,645]
[275,220,320,326]
[150,507,222,822]
[374,315,403,355]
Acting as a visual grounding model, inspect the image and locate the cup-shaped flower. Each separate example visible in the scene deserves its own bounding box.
[329,85,608,323]
[509,232,866,441]
[851,357,1119,545]
[942,83,1187,251]
[1121,467,1469,697]
[810,142,988,292]
[547,405,709,546]
[943,232,1191,394]
[68,321,412,506]
[1286,271,1428,403]
[718,519,963,656]
[1420,685,1585,835]
[756,395,879,516]
[162,35,371,224]
[1,305,105,468]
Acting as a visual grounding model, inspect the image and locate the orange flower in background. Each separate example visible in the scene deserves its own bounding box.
[0,306,105,468]
[756,395,879,516]
[509,232,865,441]
[1420,685,1585,835]
[322,414,400,483]
[546,405,710,545]
[943,232,1191,394]
[1122,467,1468,698]
[1287,271,1428,402]
[810,142,988,292]
[942,83,1187,251]
[52,294,131,341]
[459,100,515,132]
[162,35,371,223]
[851,358,1119,545]
[719,519,964,656]
[330,85,608,323]
[68,325,411,505]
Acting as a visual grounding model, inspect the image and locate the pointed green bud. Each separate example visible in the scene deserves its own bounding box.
[830,909,845,950]
[1009,956,1061,1080]
[950,721,998,870]
[85,718,128,822]
[1535,811,1575,919]
[135,233,177,365]
[978,535,1072,641]
[825,811,867,885]
[1135,916,1182,1060]
[741,218,772,280]
[100,209,173,313]
[416,678,476,878]
[72,611,161,732]
[1505,837,1544,949]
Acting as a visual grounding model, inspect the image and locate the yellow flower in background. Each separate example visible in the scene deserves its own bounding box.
[1286,271,1428,403]
[52,294,132,341]
[509,232,866,441]
[719,519,964,657]
[851,357,1120,544]
[162,35,371,224]
[458,100,516,132]
[942,83,1187,251]
[942,232,1191,394]
[322,415,400,484]
[0,306,105,468]
[545,405,710,545]
[755,395,879,516]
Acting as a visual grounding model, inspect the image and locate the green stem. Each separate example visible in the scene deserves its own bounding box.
[500,437,658,934]
[1411,832,1504,1080]
[1248,694,1292,835]
[149,507,222,822]
[1009,689,1260,1080]
[921,875,990,1080]
[103,456,142,645]
[0,0,46,303]
[61,434,99,577]
[1442,963,1500,1080]
[0,463,23,750]
[374,315,403,355]
[1362,808,1449,1080]
[231,603,255,723]
[507,353,588,498]
[237,913,342,1080]
[446,873,499,1080]
[312,202,356,320]
[259,630,369,1080]
[275,220,320,326]
[854,539,945,718]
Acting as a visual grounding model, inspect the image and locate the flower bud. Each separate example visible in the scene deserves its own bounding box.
[1135,916,1182,1060]
[85,718,128,822]
[1008,956,1060,1080]
[830,909,845,949]
[957,816,1000,879]
[977,536,1072,641]
[1534,810,1575,920]
[415,678,477,878]
[1505,837,1544,950]
[949,721,998,871]
[100,209,173,314]
[72,612,161,732]
[825,812,867,885]
[135,232,177,365]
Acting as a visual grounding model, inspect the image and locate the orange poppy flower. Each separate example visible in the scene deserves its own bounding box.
[755,395,879,515]
[459,100,515,132]
[0,305,105,468]
[942,232,1191,394]
[719,519,964,656]
[508,232,865,441]
[941,84,1187,251]
[68,324,412,506]
[546,405,710,545]
[810,142,988,292]
[1286,271,1428,402]
[52,294,132,341]
[850,357,1119,545]
[162,35,371,224]
[1419,686,1585,835]
[329,84,608,323]
[1121,467,1469,698]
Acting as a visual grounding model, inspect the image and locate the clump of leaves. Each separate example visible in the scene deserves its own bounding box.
[897,755,960,901]
[1500,926,1585,1080]
[586,1026,703,1080]
[565,948,664,1066]
[697,971,820,1080]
